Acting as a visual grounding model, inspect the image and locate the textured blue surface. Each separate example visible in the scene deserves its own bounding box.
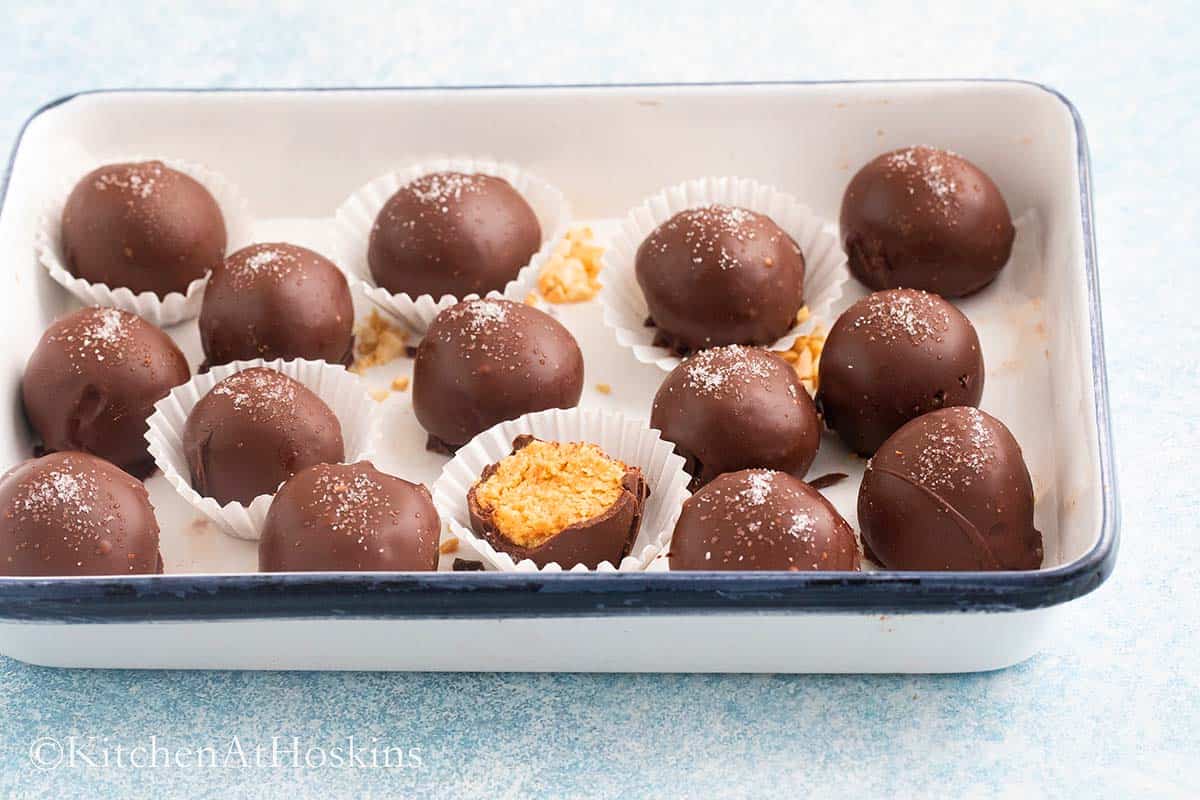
[0,1,1196,797]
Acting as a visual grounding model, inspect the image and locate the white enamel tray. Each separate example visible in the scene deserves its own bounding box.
[0,83,1116,672]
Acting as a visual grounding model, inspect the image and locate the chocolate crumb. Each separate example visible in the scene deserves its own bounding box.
[808,472,849,490]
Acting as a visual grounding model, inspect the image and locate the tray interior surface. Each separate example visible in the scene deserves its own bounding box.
[0,82,1104,586]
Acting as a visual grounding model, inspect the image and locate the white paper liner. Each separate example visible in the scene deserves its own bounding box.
[333,155,571,334]
[34,157,253,327]
[145,358,379,542]
[431,407,691,573]
[599,176,848,372]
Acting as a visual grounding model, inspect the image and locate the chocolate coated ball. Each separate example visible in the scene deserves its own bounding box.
[61,160,227,297]
[840,146,1014,297]
[22,307,190,477]
[858,407,1043,570]
[412,299,584,452]
[200,242,354,369]
[651,345,819,488]
[261,461,440,572]
[635,205,805,354]
[0,452,161,576]
[817,289,984,456]
[183,367,345,505]
[368,171,541,298]
[670,469,859,571]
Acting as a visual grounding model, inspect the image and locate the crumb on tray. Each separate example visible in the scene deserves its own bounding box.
[536,226,605,303]
[350,311,409,374]
[780,307,825,395]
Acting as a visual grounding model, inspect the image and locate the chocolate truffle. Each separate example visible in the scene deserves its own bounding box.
[858,407,1043,571]
[817,289,984,456]
[635,205,805,355]
[61,160,227,297]
[840,146,1014,297]
[651,345,820,489]
[0,452,161,576]
[22,306,190,478]
[183,367,345,506]
[367,171,542,298]
[413,298,584,452]
[260,461,440,572]
[669,469,859,571]
[199,243,354,369]
[468,436,648,569]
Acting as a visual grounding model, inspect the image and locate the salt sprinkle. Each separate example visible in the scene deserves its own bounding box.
[850,290,948,345]
[212,369,298,413]
[406,172,485,209]
[909,408,995,492]
[682,345,772,397]
[739,470,775,506]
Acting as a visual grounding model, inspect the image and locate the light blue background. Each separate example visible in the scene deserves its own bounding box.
[0,2,1195,797]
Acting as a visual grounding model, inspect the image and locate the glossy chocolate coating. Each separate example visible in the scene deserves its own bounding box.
[367,171,542,298]
[651,345,820,489]
[840,146,1014,297]
[858,407,1043,570]
[468,436,648,569]
[200,243,354,369]
[669,469,859,571]
[635,205,805,354]
[413,299,584,451]
[183,367,345,506]
[22,307,190,478]
[817,289,984,456]
[0,452,161,576]
[260,461,440,572]
[61,160,227,297]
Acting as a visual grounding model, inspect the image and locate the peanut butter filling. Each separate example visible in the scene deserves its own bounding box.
[473,440,628,548]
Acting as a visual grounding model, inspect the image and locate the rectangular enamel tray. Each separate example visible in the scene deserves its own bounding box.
[0,82,1118,672]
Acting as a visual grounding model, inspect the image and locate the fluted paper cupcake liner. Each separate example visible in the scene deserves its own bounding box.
[431,407,691,572]
[332,155,570,334]
[145,358,378,541]
[34,156,253,327]
[599,176,848,372]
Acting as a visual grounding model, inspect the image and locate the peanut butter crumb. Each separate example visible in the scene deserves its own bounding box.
[474,440,628,548]
[350,311,409,375]
[391,376,410,392]
[782,309,825,395]
[595,382,612,395]
[524,292,540,306]
[369,388,390,403]
[439,537,459,555]
[536,226,604,303]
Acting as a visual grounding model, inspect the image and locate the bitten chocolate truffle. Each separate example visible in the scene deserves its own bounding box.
[840,146,1014,297]
[651,345,820,489]
[260,461,440,572]
[199,243,354,369]
[22,307,190,478]
[669,469,859,571]
[858,407,1043,571]
[367,172,542,298]
[0,452,161,576]
[183,368,345,506]
[817,289,984,456]
[413,299,584,452]
[468,436,648,569]
[635,205,805,355]
[61,160,227,297]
